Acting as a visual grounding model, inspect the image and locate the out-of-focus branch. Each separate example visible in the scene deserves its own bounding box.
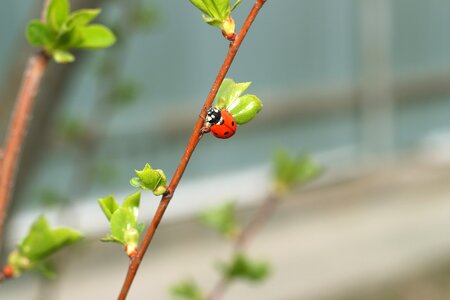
[0,50,49,242]
[206,194,279,300]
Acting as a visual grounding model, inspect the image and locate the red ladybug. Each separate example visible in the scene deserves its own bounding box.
[206,107,237,139]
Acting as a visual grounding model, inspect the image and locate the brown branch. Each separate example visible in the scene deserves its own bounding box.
[0,51,49,242]
[117,1,267,299]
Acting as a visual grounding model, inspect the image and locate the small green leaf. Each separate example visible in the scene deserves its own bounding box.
[77,25,116,49]
[202,16,223,28]
[47,0,70,31]
[170,279,204,300]
[19,216,83,262]
[110,80,140,105]
[189,0,233,28]
[273,149,322,193]
[219,253,270,282]
[65,9,101,29]
[26,20,52,47]
[204,0,230,20]
[136,222,145,234]
[198,202,240,238]
[34,261,57,279]
[131,163,167,196]
[54,24,83,49]
[53,50,75,63]
[189,0,213,17]
[122,192,141,220]
[98,195,120,221]
[227,94,263,125]
[110,208,136,244]
[231,0,242,11]
[215,79,252,109]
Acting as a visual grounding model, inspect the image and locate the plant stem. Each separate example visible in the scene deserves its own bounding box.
[235,194,278,250]
[117,1,267,299]
[207,277,230,300]
[0,51,49,243]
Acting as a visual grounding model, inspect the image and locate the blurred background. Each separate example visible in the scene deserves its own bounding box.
[1,0,450,299]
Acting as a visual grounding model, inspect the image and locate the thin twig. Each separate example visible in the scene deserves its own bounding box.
[207,277,230,300]
[117,1,267,299]
[0,51,49,243]
[235,194,278,250]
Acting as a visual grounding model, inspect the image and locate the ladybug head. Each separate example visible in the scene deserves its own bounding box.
[206,107,221,125]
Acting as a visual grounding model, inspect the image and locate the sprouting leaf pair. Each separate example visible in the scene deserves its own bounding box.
[215,78,263,125]
[98,164,167,256]
[98,192,144,257]
[5,216,82,278]
[189,0,242,40]
[26,0,116,63]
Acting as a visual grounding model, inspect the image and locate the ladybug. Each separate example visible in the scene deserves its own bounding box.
[206,107,237,139]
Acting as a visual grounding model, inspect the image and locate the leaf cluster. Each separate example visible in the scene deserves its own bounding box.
[7,216,83,278]
[98,192,144,255]
[26,0,116,63]
[215,78,263,125]
[130,163,167,196]
[273,149,322,194]
[218,252,270,282]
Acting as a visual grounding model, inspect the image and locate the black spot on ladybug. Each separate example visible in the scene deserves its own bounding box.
[224,131,229,135]
[231,121,235,126]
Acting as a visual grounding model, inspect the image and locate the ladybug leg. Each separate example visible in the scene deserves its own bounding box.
[200,125,211,136]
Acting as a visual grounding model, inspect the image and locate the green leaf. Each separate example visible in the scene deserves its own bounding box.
[53,50,75,63]
[189,0,214,17]
[227,94,263,125]
[54,24,83,49]
[131,163,167,196]
[136,222,145,234]
[110,208,136,244]
[219,253,270,282]
[122,192,141,220]
[273,149,322,193]
[215,79,251,109]
[19,216,83,262]
[189,0,231,23]
[231,0,242,11]
[202,16,223,28]
[77,25,116,49]
[26,20,52,47]
[34,261,57,279]
[110,80,140,105]
[98,195,120,221]
[170,279,204,300]
[47,0,70,31]
[65,9,101,29]
[198,202,240,238]
[204,0,230,20]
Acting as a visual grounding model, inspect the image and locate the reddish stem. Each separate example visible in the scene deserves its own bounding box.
[0,51,49,243]
[117,1,267,299]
